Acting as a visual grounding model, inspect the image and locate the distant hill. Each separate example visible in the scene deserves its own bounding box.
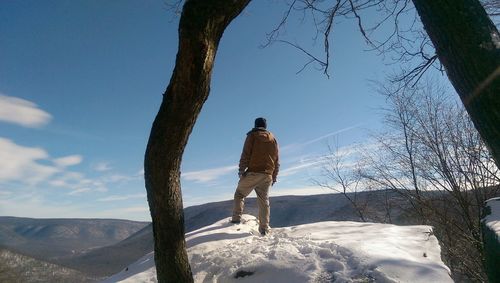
[0,217,149,260]
[0,247,99,283]
[59,224,155,276]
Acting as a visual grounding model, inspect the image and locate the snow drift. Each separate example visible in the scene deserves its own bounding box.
[482,197,500,281]
[484,197,500,237]
[103,215,452,283]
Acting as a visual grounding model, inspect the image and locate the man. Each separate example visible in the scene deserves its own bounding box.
[231,117,279,235]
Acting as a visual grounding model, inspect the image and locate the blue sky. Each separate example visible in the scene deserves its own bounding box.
[0,1,427,221]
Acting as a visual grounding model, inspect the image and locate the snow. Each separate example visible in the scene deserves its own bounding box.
[491,31,500,49]
[484,197,500,238]
[102,215,452,283]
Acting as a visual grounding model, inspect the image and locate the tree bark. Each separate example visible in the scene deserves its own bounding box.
[144,0,250,282]
[412,0,500,167]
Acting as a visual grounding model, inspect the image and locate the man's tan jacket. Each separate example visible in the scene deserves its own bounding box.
[239,128,279,181]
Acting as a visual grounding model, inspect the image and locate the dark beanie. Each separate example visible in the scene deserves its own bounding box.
[255,117,267,128]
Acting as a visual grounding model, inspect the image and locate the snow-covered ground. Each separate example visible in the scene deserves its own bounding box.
[102,215,452,283]
[484,197,500,238]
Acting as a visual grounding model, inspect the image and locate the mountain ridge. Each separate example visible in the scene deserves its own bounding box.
[0,216,149,261]
[0,190,413,278]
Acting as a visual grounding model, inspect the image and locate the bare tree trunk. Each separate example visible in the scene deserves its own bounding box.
[144,1,250,282]
[412,0,500,167]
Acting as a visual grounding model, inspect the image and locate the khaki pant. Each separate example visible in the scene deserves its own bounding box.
[232,172,273,230]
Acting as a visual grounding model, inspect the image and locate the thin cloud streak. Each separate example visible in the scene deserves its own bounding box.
[281,124,363,153]
[53,155,83,168]
[279,142,366,180]
[93,162,112,172]
[279,158,326,177]
[302,124,362,146]
[272,185,333,196]
[182,165,238,183]
[97,193,146,202]
[137,168,145,176]
[0,190,12,198]
[67,188,92,195]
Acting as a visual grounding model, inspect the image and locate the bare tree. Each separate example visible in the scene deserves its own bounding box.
[268,0,500,169]
[357,81,500,281]
[144,0,250,282]
[315,142,368,222]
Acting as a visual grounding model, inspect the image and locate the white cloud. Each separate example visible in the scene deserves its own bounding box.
[93,162,112,172]
[0,194,151,221]
[50,171,108,194]
[97,193,146,202]
[53,155,83,168]
[0,140,90,191]
[182,165,238,183]
[0,137,59,185]
[49,172,84,188]
[0,94,52,128]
